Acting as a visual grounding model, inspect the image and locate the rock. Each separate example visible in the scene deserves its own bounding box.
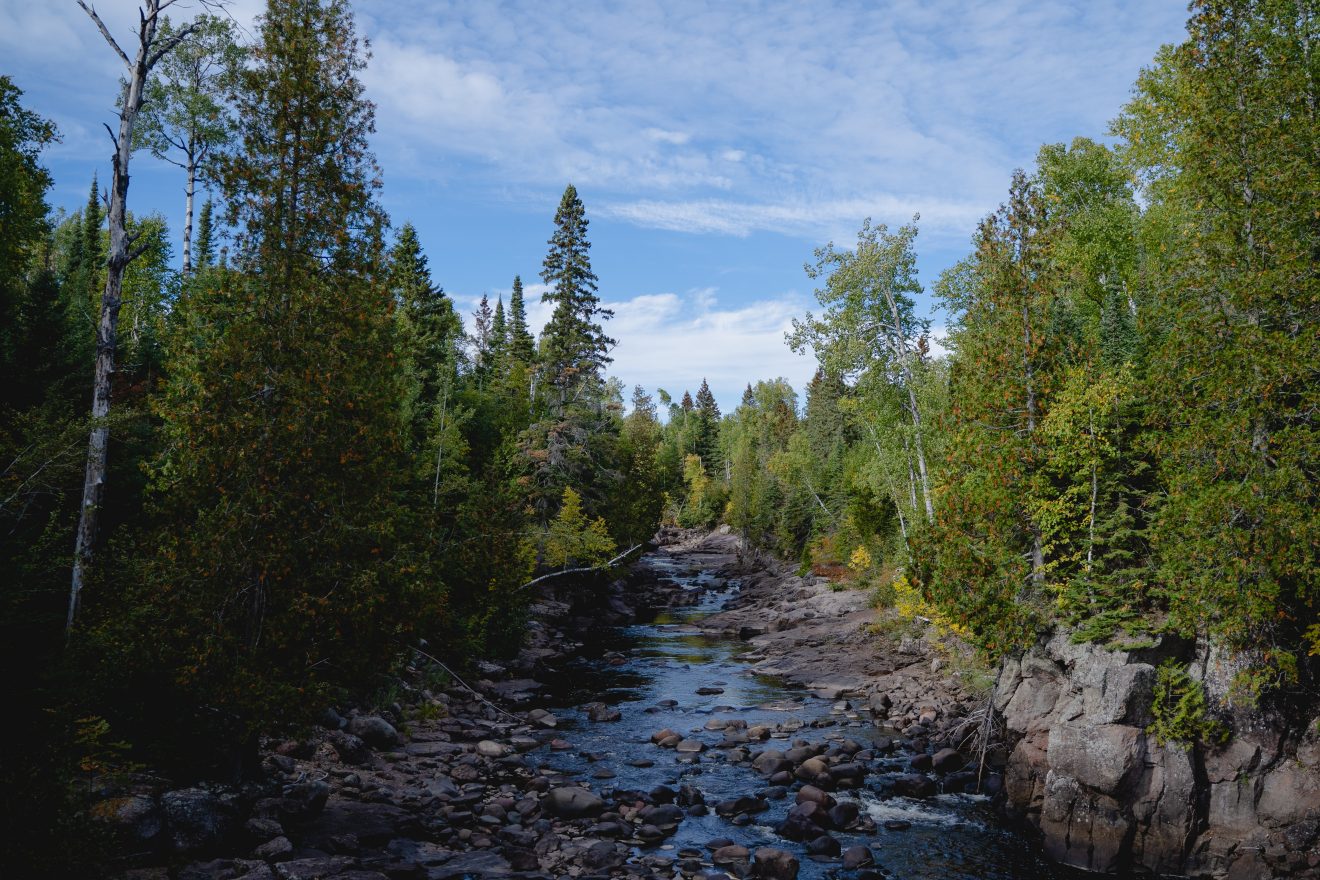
[931,748,965,773]
[752,846,800,880]
[93,794,162,842]
[585,702,623,723]
[643,803,686,831]
[178,859,271,880]
[696,687,725,696]
[476,740,511,758]
[252,836,293,862]
[317,707,345,730]
[841,846,875,870]
[806,835,840,857]
[891,775,936,798]
[828,801,860,829]
[676,738,706,753]
[271,856,355,879]
[678,784,705,806]
[245,818,284,843]
[1049,723,1144,795]
[543,786,604,819]
[884,819,911,831]
[346,715,400,749]
[714,796,767,817]
[712,844,751,867]
[909,754,933,772]
[584,841,627,870]
[794,756,831,785]
[162,788,234,854]
[652,728,682,745]
[795,785,834,807]
[282,781,329,821]
[752,750,792,775]
[325,731,371,765]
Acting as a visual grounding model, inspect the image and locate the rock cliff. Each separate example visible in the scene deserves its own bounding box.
[996,632,1320,878]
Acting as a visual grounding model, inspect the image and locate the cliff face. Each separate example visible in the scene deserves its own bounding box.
[995,633,1320,879]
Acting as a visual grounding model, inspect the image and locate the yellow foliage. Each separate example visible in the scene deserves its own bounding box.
[848,545,872,573]
[891,574,971,639]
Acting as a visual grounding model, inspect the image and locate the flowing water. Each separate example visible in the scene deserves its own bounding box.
[536,553,1088,880]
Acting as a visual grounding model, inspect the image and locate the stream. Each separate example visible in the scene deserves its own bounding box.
[536,551,1088,880]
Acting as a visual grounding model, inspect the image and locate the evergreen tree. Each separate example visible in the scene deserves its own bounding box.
[141,0,423,740]
[507,274,536,363]
[491,295,507,360]
[538,184,614,410]
[193,198,216,270]
[693,377,721,472]
[471,293,494,371]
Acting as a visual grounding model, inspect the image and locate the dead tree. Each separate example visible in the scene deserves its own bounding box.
[68,1,207,635]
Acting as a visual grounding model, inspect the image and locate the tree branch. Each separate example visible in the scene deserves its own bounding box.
[78,1,131,69]
[518,544,643,592]
[147,22,200,70]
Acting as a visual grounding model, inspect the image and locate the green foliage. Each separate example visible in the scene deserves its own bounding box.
[1149,661,1228,747]
[543,486,616,569]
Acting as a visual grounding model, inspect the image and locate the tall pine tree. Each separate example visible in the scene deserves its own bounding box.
[538,184,614,411]
[507,274,535,363]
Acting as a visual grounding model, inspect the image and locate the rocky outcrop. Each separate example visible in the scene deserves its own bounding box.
[997,632,1320,878]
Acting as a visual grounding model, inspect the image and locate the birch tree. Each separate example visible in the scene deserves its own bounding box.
[135,13,242,275]
[69,0,208,634]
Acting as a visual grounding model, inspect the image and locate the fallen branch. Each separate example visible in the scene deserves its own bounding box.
[517,543,643,592]
[410,645,525,725]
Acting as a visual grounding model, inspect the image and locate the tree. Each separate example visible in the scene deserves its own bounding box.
[146,0,419,734]
[136,13,242,275]
[1114,0,1319,690]
[543,486,615,570]
[539,184,614,411]
[193,197,216,269]
[507,275,536,363]
[490,295,507,361]
[0,77,58,382]
[70,0,205,635]
[471,293,494,373]
[789,217,935,523]
[693,377,721,472]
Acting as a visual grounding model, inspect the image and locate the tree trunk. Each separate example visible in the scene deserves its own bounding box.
[182,148,197,274]
[70,0,193,635]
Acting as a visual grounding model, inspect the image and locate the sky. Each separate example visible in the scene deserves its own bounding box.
[2,0,1190,412]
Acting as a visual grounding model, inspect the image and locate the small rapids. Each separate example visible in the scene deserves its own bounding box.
[534,552,1088,880]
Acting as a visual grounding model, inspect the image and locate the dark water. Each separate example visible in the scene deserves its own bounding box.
[532,554,1089,880]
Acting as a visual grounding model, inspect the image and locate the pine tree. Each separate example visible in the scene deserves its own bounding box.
[148,0,421,734]
[507,275,535,363]
[390,222,460,420]
[193,198,216,270]
[472,293,494,370]
[538,184,614,410]
[693,377,721,471]
[491,295,507,361]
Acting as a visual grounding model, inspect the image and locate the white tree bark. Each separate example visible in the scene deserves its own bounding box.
[69,0,201,635]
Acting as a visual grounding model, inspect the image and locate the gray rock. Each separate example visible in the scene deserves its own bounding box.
[891,775,936,798]
[841,846,874,870]
[475,740,510,758]
[1048,723,1144,795]
[345,715,400,749]
[752,846,800,880]
[252,836,293,862]
[931,748,965,773]
[94,794,162,842]
[325,730,371,765]
[162,788,233,854]
[543,786,604,818]
[584,702,622,722]
[676,738,706,753]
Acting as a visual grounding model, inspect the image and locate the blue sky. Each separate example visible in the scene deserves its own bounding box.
[3,0,1189,411]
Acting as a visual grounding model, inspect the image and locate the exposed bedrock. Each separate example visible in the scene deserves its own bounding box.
[997,632,1320,879]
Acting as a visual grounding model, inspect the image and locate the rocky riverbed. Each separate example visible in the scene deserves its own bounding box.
[102,530,1086,880]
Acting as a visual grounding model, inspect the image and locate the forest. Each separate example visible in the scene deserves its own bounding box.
[0,0,1315,876]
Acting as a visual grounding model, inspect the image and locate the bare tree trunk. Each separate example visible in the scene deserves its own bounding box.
[69,0,197,635]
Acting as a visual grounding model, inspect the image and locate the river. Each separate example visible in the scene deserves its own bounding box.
[536,551,1089,880]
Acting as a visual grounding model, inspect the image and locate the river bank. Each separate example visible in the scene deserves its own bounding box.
[100,530,1068,880]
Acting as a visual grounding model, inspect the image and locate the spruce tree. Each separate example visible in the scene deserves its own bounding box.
[193,198,216,270]
[507,275,535,363]
[389,222,460,438]
[538,184,614,409]
[693,378,721,470]
[491,295,507,360]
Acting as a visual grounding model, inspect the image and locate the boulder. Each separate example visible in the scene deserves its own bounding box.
[841,846,874,870]
[931,748,965,773]
[752,847,800,880]
[325,731,371,766]
[806,835,841,857]
[161,788,234,854]
[346,715,400,749]
[585,702,622,723]
[93,795,162,843]
[543,787,604,819]
[891,775,936,798]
